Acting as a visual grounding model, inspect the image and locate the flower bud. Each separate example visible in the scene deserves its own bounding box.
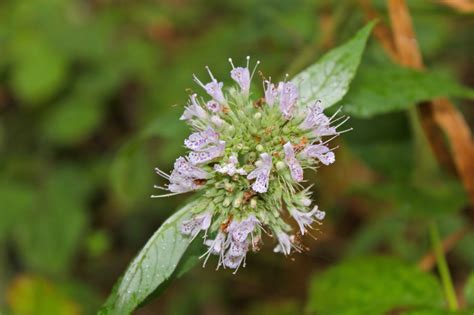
[276,161,286,171]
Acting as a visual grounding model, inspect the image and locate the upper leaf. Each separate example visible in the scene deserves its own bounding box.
[99,201,198,315]
[342,64,474,118]
[307,256,444,315]
[291,21,375,109]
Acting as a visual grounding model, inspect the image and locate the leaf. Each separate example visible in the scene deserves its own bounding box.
[10,36,68,106]
[14,166,89,276]
[109,139,155,207]
[402,311,472,315]
[291,21,375,109]
[6,275,80,315]
[41,96,104,146]
[465,272,474,307]
[341,64,474,118]
[307,256,444,315]
[99,201,199,315]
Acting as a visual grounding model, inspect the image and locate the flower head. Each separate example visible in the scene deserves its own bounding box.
[153,57,347,271]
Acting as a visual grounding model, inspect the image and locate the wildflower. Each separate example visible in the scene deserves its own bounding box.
[301,143,335,165]
[278,81,298,119]
[180,94,208,121]
[153,57,346,271]
[283,142,303,182]
[290,206,326,235]
[263,78,278,106]
[247,153,272,193]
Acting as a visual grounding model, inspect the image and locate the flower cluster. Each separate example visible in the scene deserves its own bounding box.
[153,57,347,272]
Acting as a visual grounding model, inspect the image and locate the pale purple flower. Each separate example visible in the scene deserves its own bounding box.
[214,154,247,176]
[290,206,326,235]
[194,67,226,103]
[300,100,326,130]
[188,140,226,165]
[229,58,251,95]
[228,238,250,257]
[263,78,278,106]
[301,144,335,165]
[184,127,219,150]
[155,156,208,194]
[180,94,208,121]
[283,142,303,182]
[172,156,208,179]
[273,232,293,255]
[223,253,245,270]
[206,100,221,112]
[313,124,338,137]
[204,232,226,255]
[229,215,259,243]
[278,82,298,119]
[247,153,272,193]
[181,212,212,238]
[300,101,338,136]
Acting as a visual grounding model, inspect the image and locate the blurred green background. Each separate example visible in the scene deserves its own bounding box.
[1,0,473,314]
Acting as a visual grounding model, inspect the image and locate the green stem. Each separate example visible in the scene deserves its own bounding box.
[429,222,458,310]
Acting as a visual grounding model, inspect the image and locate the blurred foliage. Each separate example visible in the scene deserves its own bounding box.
[0,0,473,314]
[307,256,444,314]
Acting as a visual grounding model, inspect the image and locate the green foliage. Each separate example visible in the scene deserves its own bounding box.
[307,256,444,315]
[6,275,80,315]
[291,21,375,109]
[402,311,472,315]
[14,166,89,276]
[1,0,473,313]
[465,273,474,307]
[10,37,68,106]
[342,63,474,118]
[99,201,201,315]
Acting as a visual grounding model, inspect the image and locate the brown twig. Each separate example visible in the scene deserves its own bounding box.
[387,0,474,206]
[358,0,474,270]
[436,0,474,13]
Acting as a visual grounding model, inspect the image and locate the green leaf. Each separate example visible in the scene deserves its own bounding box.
[402,311,472,315]
[99,202,199,315]
[291,21,375,109]
[465,272,474,307]
[307,256,444,315]
[14,166,89,276]
[342,64,474,118]
[109,139,155,207]
[10,36,68,106]
[41,97,104,146]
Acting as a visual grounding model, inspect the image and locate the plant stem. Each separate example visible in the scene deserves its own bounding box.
[429,222,459,310]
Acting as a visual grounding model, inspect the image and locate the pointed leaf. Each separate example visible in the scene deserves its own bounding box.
[99,202,198,315]
[292,22,375,109]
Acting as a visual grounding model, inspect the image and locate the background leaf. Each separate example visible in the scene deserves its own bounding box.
[291,21,375,109]
[6,275,80,315]
[342,63,474,118]
[307,256,444,315]
[465,272,474,307]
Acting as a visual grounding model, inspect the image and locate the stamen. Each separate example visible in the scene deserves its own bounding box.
[250,60,260,80]
[193,74,205,89]
[228,58,235,69]
[205,66,215,80]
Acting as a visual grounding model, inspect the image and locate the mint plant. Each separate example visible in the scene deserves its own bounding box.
[100,22,374,314]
